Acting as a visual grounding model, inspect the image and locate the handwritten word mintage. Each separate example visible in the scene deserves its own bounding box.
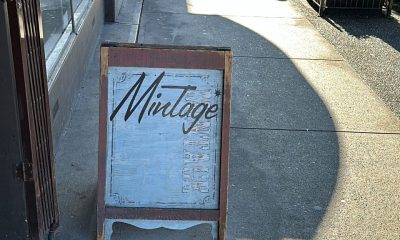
[110,72,219,134]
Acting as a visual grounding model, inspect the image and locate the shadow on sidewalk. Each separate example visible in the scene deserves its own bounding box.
[328,14,400,53]
[55,0,341,239]
[305,0,400,53]
[111,0,340,239]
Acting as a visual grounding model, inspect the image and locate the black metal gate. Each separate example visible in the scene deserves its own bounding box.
[311,0,393,15]
[0,0,59,239]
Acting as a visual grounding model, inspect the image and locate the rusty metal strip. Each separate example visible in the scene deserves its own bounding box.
[105,207,220,221]
[98,47,109,240]
[107,44,226,70]
[218,50,232,240]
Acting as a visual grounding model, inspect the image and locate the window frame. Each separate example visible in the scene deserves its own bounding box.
[43,0,94,88]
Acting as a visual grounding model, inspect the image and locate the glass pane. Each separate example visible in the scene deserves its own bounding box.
[40,0,72,58]
[72,0,84,11]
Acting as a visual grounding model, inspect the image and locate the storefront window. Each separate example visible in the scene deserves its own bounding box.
[72,0,85,11]
[40,0,72,59]
[39,0,92,82]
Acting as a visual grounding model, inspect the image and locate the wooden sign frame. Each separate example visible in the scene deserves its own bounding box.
[98,43,232,240]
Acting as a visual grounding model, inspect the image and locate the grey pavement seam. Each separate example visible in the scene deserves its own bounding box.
[231,126,400,135]
[141,11,304,19]
[135,0,145,43]
[233,55,345,61]
[113,21,138,26]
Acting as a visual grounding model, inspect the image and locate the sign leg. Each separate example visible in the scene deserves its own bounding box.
[211,222,218,240]
[104,220,114,240]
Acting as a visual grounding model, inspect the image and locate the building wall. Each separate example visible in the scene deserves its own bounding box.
[40,0,63,10]
[105,0,123,22]
[48,0,104,147]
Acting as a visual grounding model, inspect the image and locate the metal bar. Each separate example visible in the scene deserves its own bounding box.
[319,0,326,16]
[33,0,60,227]
[218,50,232,240]
[108,46,226,69]
[25,0,52,229]
[31,0,57,223]
[319,0,385,9]
[316,5,382,8]
[30,0,54,228]
[21,1,51,236]
[97,47,109,240]
[387,0,393,15]
[69,0,77,34]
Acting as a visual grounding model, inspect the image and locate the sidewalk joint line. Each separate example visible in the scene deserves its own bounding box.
[231,126,400,135]
[135,0,145,43]
[112,22,136,26]
[142,11,304,19]
[233,55,344,61]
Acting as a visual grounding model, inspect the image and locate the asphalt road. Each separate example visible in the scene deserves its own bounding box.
[290,0,400,118]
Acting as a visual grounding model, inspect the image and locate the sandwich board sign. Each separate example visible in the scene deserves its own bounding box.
[97,43,232,240]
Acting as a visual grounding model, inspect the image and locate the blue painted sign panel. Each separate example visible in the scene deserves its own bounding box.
[105,67,223,209]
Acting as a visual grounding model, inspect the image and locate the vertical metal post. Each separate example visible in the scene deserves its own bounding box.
[319,0,327,16]
[387,0,393,16]
[69,0,77,34]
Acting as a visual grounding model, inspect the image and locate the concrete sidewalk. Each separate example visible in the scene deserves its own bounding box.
[54,0,400,239]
